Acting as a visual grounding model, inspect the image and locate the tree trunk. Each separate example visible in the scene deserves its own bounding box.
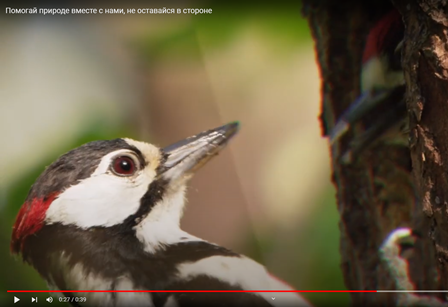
[394,0,448,293]
[302,0,441,305]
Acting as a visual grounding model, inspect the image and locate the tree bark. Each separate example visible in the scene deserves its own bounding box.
[393,0,448,293]
[302,0,440,305]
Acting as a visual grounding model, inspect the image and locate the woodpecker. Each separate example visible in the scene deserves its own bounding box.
[11,122,311,307]
[329,9,406,162]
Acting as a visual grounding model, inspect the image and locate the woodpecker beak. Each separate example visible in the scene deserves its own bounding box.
[159,122,239,182]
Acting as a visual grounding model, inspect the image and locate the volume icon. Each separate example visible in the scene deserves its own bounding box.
[46,297,53,303]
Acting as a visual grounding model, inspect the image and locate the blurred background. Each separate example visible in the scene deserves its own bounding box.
[0,2,347,306]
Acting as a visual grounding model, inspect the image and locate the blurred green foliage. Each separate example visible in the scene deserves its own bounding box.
[136,3,311,61]
[298,188,349,305]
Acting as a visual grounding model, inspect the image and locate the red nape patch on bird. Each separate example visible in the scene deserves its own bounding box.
[10,193,59,254]
[362,10,402,64]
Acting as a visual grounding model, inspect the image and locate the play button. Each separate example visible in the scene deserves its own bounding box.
[14,296,20,303]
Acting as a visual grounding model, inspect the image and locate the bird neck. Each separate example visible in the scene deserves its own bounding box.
[133,183,202,253]
[135,218,202,254]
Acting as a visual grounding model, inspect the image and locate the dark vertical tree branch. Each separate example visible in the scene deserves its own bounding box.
[302,0,440,305]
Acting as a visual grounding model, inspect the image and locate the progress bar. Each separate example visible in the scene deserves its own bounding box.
[8,290,447,293]
[377,290,448,293]
[8,290,370,293]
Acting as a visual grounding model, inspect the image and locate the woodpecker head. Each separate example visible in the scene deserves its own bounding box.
[11,122,239,261]
[361,9,405,92]
[328,9,407,160]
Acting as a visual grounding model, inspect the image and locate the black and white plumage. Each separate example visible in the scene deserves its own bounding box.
[11,122,311,307]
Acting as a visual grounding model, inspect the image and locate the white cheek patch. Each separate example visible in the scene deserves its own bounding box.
[361,57,386,91]
[45,147,158,228]
[361,57,404,91]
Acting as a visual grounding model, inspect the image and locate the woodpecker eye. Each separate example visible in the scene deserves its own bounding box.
[111,155,138,176]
